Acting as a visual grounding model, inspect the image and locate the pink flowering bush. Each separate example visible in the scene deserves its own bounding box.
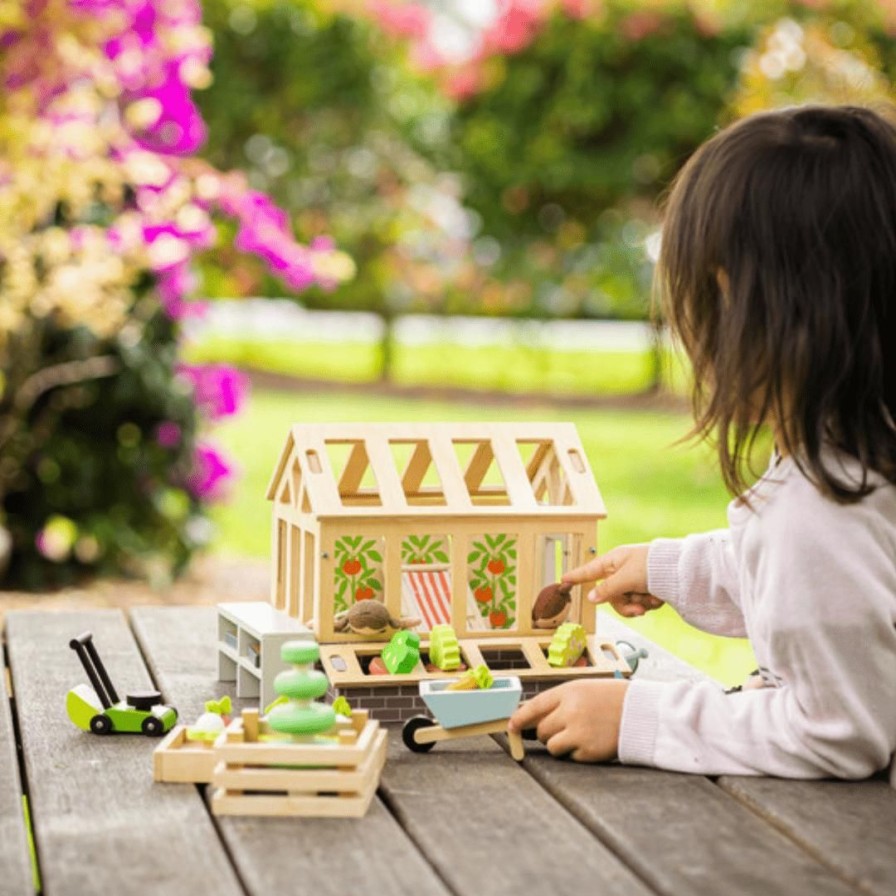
[0,0,352,587]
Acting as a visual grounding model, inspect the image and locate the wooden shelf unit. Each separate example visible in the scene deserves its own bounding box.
[217,601,313,710]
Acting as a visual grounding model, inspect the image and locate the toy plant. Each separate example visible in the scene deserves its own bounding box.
[381,630,421,674]
[266,641,336,739]
[428,624,462,671]
[186,696,233,742]
[547,623,587,667]
[445,663,493,691]
[331,695,353,718]
[66,632,177,736]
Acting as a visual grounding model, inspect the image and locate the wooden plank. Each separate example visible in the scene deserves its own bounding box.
[520,760,860,896]
[718,776,896,896]
[364,433,408,509]
[131,605,451,896]
[379,735,655,896]
[428,432,473,508]
[401,440,434,495]
[552,430,606,510]
[5,609,243,896]
[491,430,538,509]
[0,629,34,895]
[336,440,370,497]
[459,440,489,492]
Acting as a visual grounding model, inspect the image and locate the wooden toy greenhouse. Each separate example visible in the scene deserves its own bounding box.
[264,422,631,719]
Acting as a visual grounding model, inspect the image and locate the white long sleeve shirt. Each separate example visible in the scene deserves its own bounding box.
[618,452,896,779]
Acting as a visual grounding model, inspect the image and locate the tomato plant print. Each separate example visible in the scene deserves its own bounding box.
[401,534,450,565]
[467,533,517,630]
[333,535,383,614]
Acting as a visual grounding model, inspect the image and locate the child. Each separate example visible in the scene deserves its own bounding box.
[509,104,896,779]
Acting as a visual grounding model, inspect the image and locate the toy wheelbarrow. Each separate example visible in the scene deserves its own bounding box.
[401,676,525,761]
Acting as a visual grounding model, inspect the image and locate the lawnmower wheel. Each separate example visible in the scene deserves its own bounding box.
[142,716,164,737]
[90,714,112,735]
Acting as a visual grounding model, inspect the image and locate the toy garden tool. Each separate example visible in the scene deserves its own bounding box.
[66,631,177,736]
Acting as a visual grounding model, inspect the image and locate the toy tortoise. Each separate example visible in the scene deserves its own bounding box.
[333,600,420,636]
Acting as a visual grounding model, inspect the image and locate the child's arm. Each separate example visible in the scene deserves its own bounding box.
[565,530,746,636]
[647,530,746,636]
[526,484,896,778]
[510,602,894,777]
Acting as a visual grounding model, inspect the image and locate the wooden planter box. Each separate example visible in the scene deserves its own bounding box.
[321,634,629,723]
[210,709,387,818]
[152,725,218,784]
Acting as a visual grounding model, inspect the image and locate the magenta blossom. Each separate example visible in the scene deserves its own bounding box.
[177,364,247,420]
[232,190,319,289]
[187,443,234,500]
[155,420,182,448]
[366,0,431,39]
[129,64,207,155]
[155,262,208,320]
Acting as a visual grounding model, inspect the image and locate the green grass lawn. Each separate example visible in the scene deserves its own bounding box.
[184,333,688,396]
[208,384,756,686]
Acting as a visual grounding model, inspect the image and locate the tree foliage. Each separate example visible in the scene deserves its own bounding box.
[197,0,896,328]
[0,0,351,587]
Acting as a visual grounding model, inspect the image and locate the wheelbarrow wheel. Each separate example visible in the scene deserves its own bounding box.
[402,716,437,753]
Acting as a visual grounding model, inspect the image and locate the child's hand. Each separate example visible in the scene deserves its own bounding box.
[508,679,629,762]
[563,544,664,618]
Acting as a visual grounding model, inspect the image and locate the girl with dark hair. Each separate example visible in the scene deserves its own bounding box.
[510,105,896,779]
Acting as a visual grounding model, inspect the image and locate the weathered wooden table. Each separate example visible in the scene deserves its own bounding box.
[2,606,894,896]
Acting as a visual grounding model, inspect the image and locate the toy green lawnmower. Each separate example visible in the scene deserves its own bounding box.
[65,632,177,736]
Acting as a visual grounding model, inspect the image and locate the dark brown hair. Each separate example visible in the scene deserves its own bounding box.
[658,104,896,501]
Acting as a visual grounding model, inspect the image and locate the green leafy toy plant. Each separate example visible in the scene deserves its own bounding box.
[445,664,494,692]
[428,624,461,671]
[186,695,233,742]
[332,695,353,718]
[266,641,336,738]
[547,622,587,668]
[381,630,421,674]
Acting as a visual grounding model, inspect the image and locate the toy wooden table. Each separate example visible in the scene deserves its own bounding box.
[3,606,894,896]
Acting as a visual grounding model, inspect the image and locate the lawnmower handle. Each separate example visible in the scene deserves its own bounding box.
[69,632,94,650]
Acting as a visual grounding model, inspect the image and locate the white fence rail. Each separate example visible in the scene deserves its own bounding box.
[187,298,659,353]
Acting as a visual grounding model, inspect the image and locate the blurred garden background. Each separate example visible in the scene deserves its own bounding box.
[4,0,896,683]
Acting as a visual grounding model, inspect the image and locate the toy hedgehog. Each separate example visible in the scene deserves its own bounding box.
[532,581,573,629]
[333,600,421,636]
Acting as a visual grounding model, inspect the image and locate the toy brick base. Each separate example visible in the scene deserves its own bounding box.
[327,676,568,725]
[210,709,386,818]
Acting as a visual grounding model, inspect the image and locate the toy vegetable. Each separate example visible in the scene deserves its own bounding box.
[445,664,494,691]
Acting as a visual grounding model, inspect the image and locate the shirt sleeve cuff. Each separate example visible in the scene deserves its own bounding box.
[618,679,664,766]
[647,538,682,603]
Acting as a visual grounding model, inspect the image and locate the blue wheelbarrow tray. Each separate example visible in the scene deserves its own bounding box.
[419,676,523,729]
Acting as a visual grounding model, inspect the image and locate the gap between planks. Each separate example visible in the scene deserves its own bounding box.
[0,628,39,896]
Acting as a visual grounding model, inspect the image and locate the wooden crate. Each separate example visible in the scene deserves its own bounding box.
[210,709,387,818]
[152,725,218,784]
